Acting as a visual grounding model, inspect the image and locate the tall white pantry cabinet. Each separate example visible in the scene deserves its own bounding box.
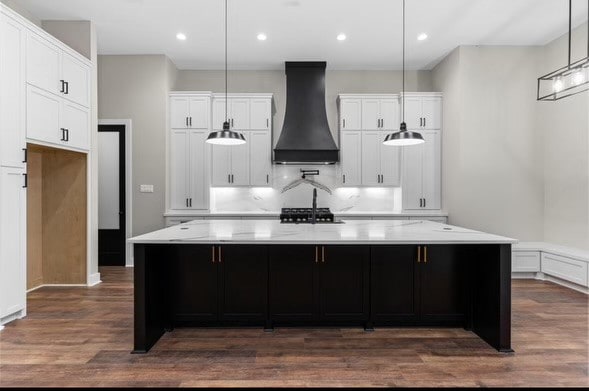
[0,4,92,327]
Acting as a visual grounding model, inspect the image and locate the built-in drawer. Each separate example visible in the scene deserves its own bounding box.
[541,252,588,287]
[512,251,540,272]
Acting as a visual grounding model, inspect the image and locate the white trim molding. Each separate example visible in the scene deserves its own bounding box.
[87,273,102,287]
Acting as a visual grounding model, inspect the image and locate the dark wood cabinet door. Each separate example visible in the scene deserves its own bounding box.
[320,246,369,322]
[419,245,466,324]
[219,245,268,323]
[269,245,318,322]
[171,245,218,323]
[370,246,419,323]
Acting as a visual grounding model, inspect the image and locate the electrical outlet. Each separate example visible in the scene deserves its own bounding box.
[140,184,154,193]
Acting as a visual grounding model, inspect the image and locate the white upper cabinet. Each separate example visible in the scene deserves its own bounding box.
[170,129,190,209]
[0,13,25,169]
[361,131,401,187]
[27,31,90,108]
[402,129,441,210]
[26,85,61,145]
[380,136,401,186]
[250,99,271,130]
[211,143,232,186]
[360,97,399,131]
[170,96,210,129]
[61,100,90,150]
[401,93,442,130]
[230,98,250,130]
[249,130,272,186]
[361,99,381,130]
[340,131,362,186]
[339,98,361,130]
[188,130,208,209]
[379,99,399,131]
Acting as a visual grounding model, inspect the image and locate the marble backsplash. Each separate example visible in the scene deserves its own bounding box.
[210,165,402,213]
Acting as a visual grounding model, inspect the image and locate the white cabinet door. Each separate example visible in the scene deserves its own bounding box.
[170,130,189,209]
[61,101,89,150]
[340,99,361,130]
[26,32,60,96]
[380,131,401,186]
[250,99,271,130]
[188,130,208,209]
[402,141,423,210]
[249,130,272,186]
[189,98,209,129]
[422,97,441,129]
[402,97,422,129]
[212,98,226,130]
[361,131,381,186]
[340,131,362,186]
[211,144,232,186]
[230,137,250,186]
[170,97,190,129]
[26,85,60,144]
[421,130,441,209]
[361,99,380,130]
[230,98,250,130]
[379,99,399,131]
[0,15,25,168]
[0,166,26,319]
[61,52,89,108]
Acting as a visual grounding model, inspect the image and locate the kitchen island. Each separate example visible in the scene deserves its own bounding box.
[129,219,516,353]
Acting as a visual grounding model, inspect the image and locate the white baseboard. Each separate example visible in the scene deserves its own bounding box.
[512,272,588,294]
[88,272,102,286]
[27,284,87,293]
[126,255,134,267]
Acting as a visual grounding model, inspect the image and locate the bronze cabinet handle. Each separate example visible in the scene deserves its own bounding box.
[322,246,325,263]
[424,246,427,263]
[211,246,215,263]
[417,246,421,263]
[218,246,222,263]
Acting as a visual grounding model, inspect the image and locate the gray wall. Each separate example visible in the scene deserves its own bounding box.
[538,22,589,250]
[42,21,92,60]
[98,55,173,235]
[175,70,433,144]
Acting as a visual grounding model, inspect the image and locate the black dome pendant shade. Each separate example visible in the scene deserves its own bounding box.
[383,0,424,147]
[206,0,246,146]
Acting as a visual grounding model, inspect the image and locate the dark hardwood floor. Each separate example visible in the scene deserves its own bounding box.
[0,267,587,387]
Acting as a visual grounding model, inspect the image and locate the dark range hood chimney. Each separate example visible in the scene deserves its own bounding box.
[274,62,339,164]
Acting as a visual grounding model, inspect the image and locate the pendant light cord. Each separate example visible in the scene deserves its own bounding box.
[568,0,572,69]
[224,0,228,122]
[402,0,405,124]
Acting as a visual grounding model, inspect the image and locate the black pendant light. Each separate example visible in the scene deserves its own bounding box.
[383,0,424,147]
[537,0,589,101]
[206,0,246,145]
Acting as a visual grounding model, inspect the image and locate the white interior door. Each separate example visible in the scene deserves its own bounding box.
[189,98,209,129]
[211,143,232,186]
[170,97,190,129]
[230,135,250,186]
[361,131,382,186]
[0,15,25,168]
[170,130,190,208]
[61,101,89,150]
[98,132,120,229]
[402,97,422,129]
[339,131,362,186]
[249,130,272,186]
[379,99,399,131]
[402,141,423,210]
[421,130,441,209]
[188,130,207,209]
[26,32,60,95]
[212,98,227,130]
[340,99,361,130]
[250,99,271,130]
[361,99,380,130]
[61,52,89,108]
[230,99,250,130]
[422,97,442,129]
[0,166,26,317]
[26,85,60,144]
[380,131,401,186]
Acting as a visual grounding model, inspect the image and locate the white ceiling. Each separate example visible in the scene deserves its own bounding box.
[15,0,589,70]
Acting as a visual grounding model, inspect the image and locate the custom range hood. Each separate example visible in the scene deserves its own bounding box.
[274,62,339,164]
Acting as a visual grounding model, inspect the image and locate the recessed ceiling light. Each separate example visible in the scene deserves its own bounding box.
[417,33,428,41]
[257,33,267,41]
[176,33,187,41]
[337,33,346,41]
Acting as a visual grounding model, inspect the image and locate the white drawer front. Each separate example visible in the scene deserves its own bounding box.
[512,251,540,272]
[541,253,588,287]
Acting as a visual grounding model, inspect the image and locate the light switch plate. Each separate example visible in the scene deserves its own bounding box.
[140,184,154,193]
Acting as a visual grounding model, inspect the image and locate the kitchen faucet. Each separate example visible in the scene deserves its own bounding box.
[311,188,317,224]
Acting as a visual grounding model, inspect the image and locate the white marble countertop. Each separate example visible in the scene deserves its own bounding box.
[130,219,516,245]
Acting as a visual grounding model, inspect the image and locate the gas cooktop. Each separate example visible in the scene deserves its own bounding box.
[280,207,335,223]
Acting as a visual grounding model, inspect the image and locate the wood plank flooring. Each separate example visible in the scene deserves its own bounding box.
[0,267,587,387]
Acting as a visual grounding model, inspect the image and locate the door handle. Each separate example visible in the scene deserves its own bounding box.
[186,117,189,127]
[322,246,325,263]
[64,81,69,95]
[315,246,319,263]
[419,198,422,207]
[343,174,346,184]
[65,128,69,142]
[424,198,426,208]
[22,148,27,163]
[343,118,346,128]
[380,174,384,183]
[231,174,234,183]
[59,80,65,93]
[424,246,428,263]
[420,118,423,127]
[60,128,66,141]
[189,198,192,207]
[22,173,27,188]
[424,117,426,127]
[417,245,421,263]
[186,198,188,207]
[231,118,234,128]
[228,174,231,183]
[266,118,269,128]
[211,245,215,263]
[218,245,222,263]
[266,174,269,184]
[189,117,192,127]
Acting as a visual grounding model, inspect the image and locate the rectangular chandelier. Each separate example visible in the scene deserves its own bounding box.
[537,0,589,101]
